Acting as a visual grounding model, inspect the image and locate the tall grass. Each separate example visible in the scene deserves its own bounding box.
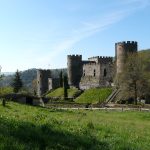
[0,102,149,149]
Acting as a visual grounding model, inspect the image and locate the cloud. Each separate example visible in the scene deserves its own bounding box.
[37,0,149,68]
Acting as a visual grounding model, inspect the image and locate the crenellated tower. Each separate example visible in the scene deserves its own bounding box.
[37,69,51,96]
[115,41,138,74]
[67,55,83,87]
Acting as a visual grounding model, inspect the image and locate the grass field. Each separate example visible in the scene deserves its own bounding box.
[76,88,112,104]
[0,101,150,149]
[46,87,81,98]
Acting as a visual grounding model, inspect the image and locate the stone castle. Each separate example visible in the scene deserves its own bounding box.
[37,41,138,96]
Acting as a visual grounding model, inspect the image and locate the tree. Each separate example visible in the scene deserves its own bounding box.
[12,70,23,93]
[63,75,68,100]
[59,70,63,87]
[117,53,149,104]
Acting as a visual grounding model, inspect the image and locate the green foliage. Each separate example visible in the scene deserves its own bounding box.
[12,70,23,93]
[138,49,150,82]
[63,75,68,99]
[59,71,63,87]
[0,102,150,149]
[76,88,112,104]
[2,98,6,107]
[117,53,150,104]
[0,87,13,95]
[46,88,80,98]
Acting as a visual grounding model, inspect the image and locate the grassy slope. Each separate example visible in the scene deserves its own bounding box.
[76,88,112,104]
[0,102,150,149]
[46,87,80,98]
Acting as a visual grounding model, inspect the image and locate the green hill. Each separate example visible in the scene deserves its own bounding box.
[46,87,81,98]
[76,88,112,104]
[0,101,150,149]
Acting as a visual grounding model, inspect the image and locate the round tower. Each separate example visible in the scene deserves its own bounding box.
[115,41,138,74]
[67,55,82,87]
[37,69,51,96]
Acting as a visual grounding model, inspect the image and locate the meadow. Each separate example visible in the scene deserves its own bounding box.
[0,101,149,149]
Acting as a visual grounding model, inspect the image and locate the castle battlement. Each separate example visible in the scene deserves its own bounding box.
[89,56,112,59]
[88,56,113,63]
[116,41,137,45]
[67,54,82,58]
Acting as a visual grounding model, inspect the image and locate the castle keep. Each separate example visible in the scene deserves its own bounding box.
[37,41,138,96]
[67,55,113,89]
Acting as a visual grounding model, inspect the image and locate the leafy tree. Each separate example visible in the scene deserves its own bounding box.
[12,70,23,93]
[117,53,149,104]
[63,75,68,99]
[59,71,63,87]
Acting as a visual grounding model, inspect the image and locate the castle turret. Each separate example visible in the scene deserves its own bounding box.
[115,41,138,74]
[37,69,51,96]
[67,55,83,87]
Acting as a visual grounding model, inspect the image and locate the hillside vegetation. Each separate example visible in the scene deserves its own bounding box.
[0,101,149,149]
[139,49,150,82]
[76,88,112,104]
[0,87,13,96]
[46,87,81,98]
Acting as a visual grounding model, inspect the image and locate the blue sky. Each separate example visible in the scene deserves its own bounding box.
[0,0,150,72]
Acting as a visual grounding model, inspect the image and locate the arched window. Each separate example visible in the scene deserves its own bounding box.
[104,68,107,77]
[94,69,96,77]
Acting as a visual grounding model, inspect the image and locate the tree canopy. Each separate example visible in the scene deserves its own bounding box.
[12,70,23,93]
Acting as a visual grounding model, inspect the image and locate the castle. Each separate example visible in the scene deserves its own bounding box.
[37,41,138,96]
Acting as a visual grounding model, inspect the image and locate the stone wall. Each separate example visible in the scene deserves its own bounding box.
[37,69,51,96]
[67,55,83,87]
[79,56,113,89]
[48,78,60,90]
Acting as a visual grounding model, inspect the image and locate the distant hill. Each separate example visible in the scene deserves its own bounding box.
[1,72,15,76]
[0,69,37,89]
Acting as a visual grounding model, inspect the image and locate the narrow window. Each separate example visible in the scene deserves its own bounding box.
[83,70,85,76]
[94,69,96,77]
[104,69,107,77]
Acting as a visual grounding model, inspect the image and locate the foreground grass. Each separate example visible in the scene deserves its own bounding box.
[0,102,150,149]
[46,87,81,98]
[76,88,112,104]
